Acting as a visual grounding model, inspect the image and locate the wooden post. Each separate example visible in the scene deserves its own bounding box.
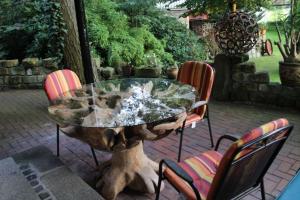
[60,0,85,81]
[74,0,94,84]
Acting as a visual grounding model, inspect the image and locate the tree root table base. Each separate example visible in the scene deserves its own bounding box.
[96,141,163,200]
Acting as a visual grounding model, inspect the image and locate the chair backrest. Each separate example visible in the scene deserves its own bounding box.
[44,69,82,102]
[207,118,293,200]
[177,61,215,118]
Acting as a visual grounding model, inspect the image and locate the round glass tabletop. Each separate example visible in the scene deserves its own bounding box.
[48,78,196,128]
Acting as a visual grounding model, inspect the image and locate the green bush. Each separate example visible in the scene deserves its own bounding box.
[118,0,206,63]
[86,0,174,68]
[0,0,66,62]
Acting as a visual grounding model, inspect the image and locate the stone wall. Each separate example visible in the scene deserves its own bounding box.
[0,58,57,89]
[231,61,300,108]
[213,54,300,109]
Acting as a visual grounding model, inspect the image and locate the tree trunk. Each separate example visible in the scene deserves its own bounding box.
[61,0,85,82]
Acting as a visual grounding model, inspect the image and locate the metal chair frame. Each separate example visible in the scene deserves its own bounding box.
[177,103,214,162]
[56,123,99,167]
[156,125,294,200]
[176,65,215,162]
[44,70,99,166]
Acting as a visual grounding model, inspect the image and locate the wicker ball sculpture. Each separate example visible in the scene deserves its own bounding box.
[215,11,259,55]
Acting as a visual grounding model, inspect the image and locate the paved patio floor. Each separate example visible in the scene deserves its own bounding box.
[0,89,299,200]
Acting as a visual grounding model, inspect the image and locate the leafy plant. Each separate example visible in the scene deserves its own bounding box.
[0,0,66,62]
[160,0,272,18]
[118,0,206,63]
[86,0,174,68]
[275,0,300,63]
[141,52,163,68]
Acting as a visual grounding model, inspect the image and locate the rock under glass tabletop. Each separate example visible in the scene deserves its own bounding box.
[48,78,196,128]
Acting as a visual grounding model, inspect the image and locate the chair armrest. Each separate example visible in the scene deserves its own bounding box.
[215,134,239,151]
[191,100,208,110]
[161,159,193,184]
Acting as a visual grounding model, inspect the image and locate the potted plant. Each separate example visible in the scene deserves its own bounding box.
[135,52,162,78]
[121,62,133,77]
[166,62,179,79]
[275,0,300,86]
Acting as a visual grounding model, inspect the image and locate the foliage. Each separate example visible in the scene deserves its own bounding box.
[86,0,173,68]
[118,0,206,63]
[249,23,282,83]
[275,0,300,63]
[160,0,272,18]
[139,52,163,68]
[45,1,66,62]
[0,0,66,62]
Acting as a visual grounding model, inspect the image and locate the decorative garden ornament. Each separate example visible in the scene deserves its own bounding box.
[215,1,259,55]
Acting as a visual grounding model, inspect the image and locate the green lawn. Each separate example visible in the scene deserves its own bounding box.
[249,25,283,83]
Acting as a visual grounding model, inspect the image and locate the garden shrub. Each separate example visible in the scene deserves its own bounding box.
[117,0,206,63]
[0,0,66,62]
[86,0,173,68]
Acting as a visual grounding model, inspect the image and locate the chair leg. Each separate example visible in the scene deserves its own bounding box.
[260,180,266,200]
[155,161,164,200]
[56,124,60,157]
[90,147,99,166]
[177,128,184,162]
[206,105,214,148]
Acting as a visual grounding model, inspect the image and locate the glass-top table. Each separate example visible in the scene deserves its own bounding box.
[48,78,196,199]
[48,78,196,128]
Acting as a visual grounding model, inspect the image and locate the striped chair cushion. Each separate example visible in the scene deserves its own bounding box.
[164,151,223,200]
[234,118,289,159]
[207,118,290,199]
[177,62,215,122]
[44,69,82,101]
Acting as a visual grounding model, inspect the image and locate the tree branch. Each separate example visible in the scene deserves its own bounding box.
[275,23,282,43]
[291,33,297,57]
[275,41,288,60]
[284,44,291,55]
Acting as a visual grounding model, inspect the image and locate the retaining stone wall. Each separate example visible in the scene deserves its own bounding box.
[230,61,300,109]
[0,58,57,89]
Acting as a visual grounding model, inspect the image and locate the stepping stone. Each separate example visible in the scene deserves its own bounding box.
[12,145,104,200]
[13,146,63,173]
[41,166,103,200]
[0,157,39,200]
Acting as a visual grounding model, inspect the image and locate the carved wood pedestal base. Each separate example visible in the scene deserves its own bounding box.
[96,141,163,200]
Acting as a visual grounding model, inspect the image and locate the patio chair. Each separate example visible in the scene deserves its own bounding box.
[156,118,293,200]
[176,61,215,162]
[44,69,99,166]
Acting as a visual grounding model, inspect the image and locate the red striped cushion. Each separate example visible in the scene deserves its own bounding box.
[164,151,222,200]
[234,118,289,159]
[44,69,82,101]
[177,62,214,119]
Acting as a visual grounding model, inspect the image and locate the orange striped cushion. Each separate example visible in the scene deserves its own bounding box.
[177,62,214,119]
[44,69,82,101]
[234,118,289,159]
[164,151,222,200]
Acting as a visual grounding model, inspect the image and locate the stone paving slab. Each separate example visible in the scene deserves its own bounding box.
[41,166,103,200]
[13,145,63,173]
[11,145,103,200]
[0,89,300,200]
[0,157,39,200]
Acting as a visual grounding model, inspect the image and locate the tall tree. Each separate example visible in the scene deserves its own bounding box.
[160,0,272,17]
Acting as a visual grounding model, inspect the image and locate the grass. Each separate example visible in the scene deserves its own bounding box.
[249,24,283,83]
